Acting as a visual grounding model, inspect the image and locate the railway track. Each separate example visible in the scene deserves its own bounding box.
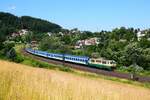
[22,49,150,83]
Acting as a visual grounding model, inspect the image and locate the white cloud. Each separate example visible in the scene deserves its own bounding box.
[8,5,16,10]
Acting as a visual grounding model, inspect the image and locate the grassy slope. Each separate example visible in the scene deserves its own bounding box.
[0,60,150,100]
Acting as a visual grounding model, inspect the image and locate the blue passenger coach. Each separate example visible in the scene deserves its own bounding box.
[26,48,89,65]
[64,54,89,65]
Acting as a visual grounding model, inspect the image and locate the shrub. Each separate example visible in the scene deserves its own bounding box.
[128,64,144,74]
[117,66,128,72]
[14,55,24,63]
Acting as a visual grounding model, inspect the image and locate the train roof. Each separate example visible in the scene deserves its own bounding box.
[27,48,89,60]
[32,49,89,59]
[64,54,89,59]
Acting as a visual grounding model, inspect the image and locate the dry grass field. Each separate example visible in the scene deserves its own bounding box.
[0,60,150,100]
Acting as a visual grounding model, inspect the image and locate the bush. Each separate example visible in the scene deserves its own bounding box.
[14,55,24,63]
[128,64,144,74]
[117,66,128,72]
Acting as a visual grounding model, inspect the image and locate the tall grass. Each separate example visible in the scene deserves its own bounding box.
[0,60,150,100]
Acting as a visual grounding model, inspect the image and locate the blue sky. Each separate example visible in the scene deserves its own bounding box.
[0,0,150,32]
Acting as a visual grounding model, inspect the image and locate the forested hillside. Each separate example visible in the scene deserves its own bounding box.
[0,12,61,43]
[0,12,62,64]
[21,16,61,32]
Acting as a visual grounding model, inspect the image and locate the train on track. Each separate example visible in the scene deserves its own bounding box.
[26,48,116,70]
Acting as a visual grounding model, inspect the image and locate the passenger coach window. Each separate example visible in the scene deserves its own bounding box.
[96,60,101,63]
[102,61,106,64]
[110,62,114,64]
[91,60,95,62]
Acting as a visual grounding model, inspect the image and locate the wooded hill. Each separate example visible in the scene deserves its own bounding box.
[0,12,62,42]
